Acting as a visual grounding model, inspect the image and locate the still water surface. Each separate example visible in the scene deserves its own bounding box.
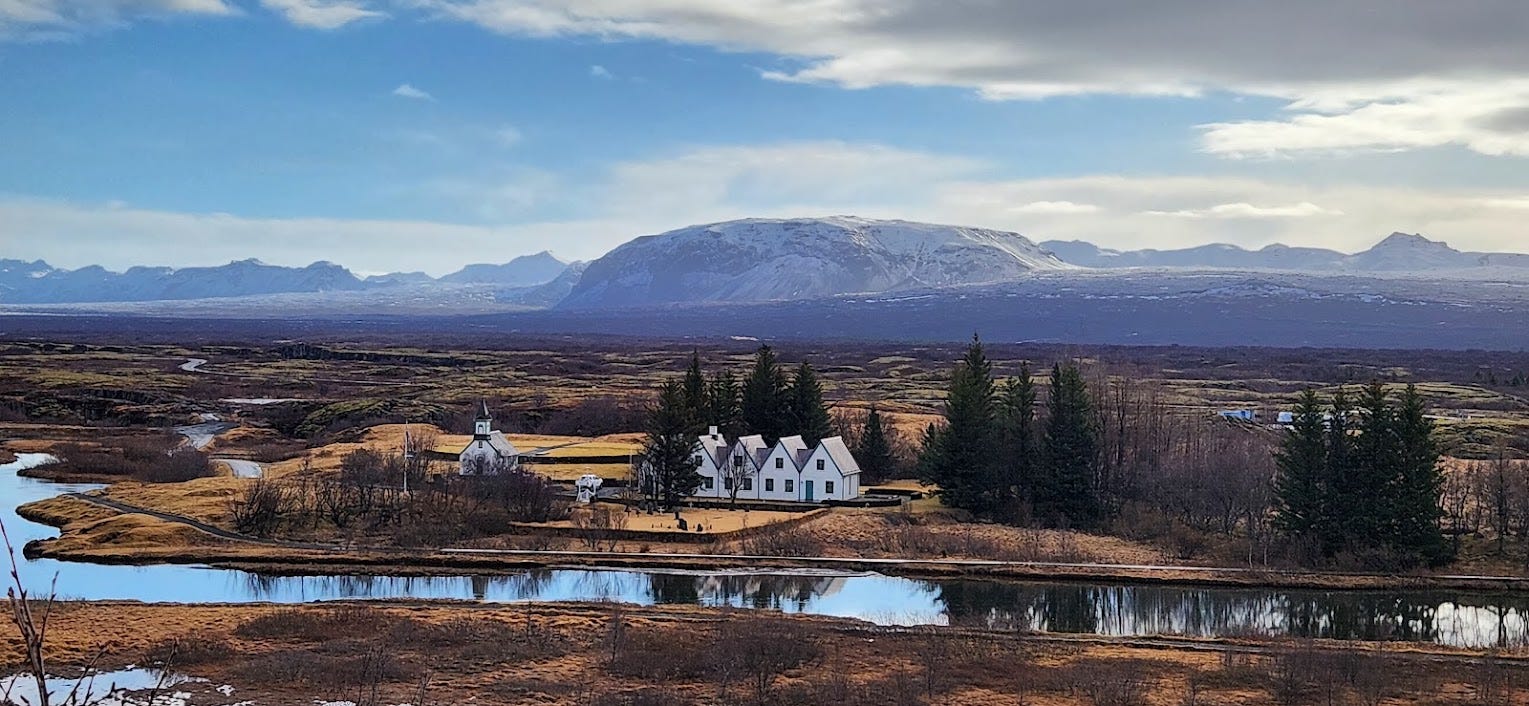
[5,453,1528,648]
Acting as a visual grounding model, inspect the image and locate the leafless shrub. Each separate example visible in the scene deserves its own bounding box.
[145,635,234,666]
[574,504,630,550]
[739,527,825,557]
[230,477,291,536]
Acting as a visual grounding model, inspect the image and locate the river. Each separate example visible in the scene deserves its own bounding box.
[4,453,1528,648]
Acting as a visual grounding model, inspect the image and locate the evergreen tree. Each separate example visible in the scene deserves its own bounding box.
[917,335,999,515]
[707,370,742,437]
[1037,362,1101,528]
[1392,384,1450,565]
[679,351,710,434]
[788,361,833,445]
[1273,389,1329,541]
[1351,382,1397,547]
[856,407,897,485]
[641,380,703,514]
[1323,388,1357,551]
[741,345,788,442]
[996,363,1039,518]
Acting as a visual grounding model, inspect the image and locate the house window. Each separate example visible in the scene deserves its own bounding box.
[775,457,783,468]
[704,477,714,489]
[742,478,753,491]
[765,478,775,492]
[724,478,734,490]
[816,459,825,470]
[825,481,835,494]
[785,479,794,493]
[693,455,702,465]
[733,454,744,468]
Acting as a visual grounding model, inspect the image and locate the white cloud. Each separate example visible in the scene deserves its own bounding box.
[1201,81,1529,158]
[1144,202,1342,219]
[391,83,435,101]
[588,64,613,79]
[259,0,383,29]
[407,1,1529,158]
[1007,201,1100,215]
[0,0,235,38]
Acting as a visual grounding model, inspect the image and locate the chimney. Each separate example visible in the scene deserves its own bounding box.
[708,425,719,439]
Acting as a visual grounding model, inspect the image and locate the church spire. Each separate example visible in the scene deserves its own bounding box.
[474,401,492,440]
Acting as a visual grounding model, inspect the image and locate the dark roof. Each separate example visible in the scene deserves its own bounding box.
[476,400,492,420]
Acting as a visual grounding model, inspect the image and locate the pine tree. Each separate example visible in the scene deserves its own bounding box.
[641,380,703,514]
[680,351,710,434]
[857,407,897,485]
[1351,382,1397,548]
[1323,388,1356,552]
[1037,362,1101,528]
[788,361,833,445]
[741,345,788,443]
[1273,389,1329,541]
[1393,384,1450,565]
[996,363,1039,518]
[918,335,999,515]
[707,371,742,437]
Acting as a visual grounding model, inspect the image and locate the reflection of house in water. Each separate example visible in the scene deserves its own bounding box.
[692,573,848,609]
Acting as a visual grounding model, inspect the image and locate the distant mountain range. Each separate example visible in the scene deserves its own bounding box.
[0,252,570,304]
[4,219,1527,314]
[1041,232,1529,272]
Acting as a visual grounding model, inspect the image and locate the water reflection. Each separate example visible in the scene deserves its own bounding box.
[4,454,1529,648]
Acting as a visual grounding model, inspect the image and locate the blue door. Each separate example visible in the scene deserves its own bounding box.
[804,480,814,502]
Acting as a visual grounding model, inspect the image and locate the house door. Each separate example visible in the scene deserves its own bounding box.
[804,480,814,502]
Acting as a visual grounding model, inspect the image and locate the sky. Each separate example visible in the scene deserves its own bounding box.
[3,1,1529,276]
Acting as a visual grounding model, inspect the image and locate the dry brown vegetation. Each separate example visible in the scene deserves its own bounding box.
[5,601,1529,706]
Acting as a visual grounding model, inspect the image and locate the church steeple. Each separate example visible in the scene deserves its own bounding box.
[474,401,492,440]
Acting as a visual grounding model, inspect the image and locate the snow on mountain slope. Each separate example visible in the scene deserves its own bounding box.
[558,216,1071,309]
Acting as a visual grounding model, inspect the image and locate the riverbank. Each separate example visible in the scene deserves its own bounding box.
[6,600,1526,706]
[21,494,1529,594]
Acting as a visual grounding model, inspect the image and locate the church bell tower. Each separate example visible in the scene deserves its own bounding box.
[474,401,492,440]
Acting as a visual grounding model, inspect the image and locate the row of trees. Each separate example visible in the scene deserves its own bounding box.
[917,336,1106,528]
[674,347,833,445]
[1273,384,1451,566]
[638,346,906,511]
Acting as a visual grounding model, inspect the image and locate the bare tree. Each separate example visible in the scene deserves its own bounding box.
[718,455,756,509]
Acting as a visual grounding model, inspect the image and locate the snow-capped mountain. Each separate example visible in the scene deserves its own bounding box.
[558,216,1072,309]
[439,251,568,287]
[1041,232,1529,273]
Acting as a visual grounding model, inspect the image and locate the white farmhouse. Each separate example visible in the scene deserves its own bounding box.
[459,401,519,475]
[692,426,861,502]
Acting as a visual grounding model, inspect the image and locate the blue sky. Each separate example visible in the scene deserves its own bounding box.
[3,1,1529,275]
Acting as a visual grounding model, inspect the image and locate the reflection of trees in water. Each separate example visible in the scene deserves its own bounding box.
[932,581,1529,648]
[642,573,852,612]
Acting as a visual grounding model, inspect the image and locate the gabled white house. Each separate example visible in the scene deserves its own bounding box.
[691,426,861,502]
[459,401,519,475]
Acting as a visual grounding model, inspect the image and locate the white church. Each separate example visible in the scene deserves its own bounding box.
[458,402,519,475]
[690,426,862,502]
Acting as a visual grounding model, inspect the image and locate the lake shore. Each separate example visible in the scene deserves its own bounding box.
[20,494,1529,593]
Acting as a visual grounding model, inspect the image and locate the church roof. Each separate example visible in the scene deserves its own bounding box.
[476,400,492,420]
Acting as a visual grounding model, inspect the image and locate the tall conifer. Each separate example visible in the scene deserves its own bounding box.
[1038,362,1100,528]
[788,362,833,445]
[918,335,998,514]
[741,345,788,442]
